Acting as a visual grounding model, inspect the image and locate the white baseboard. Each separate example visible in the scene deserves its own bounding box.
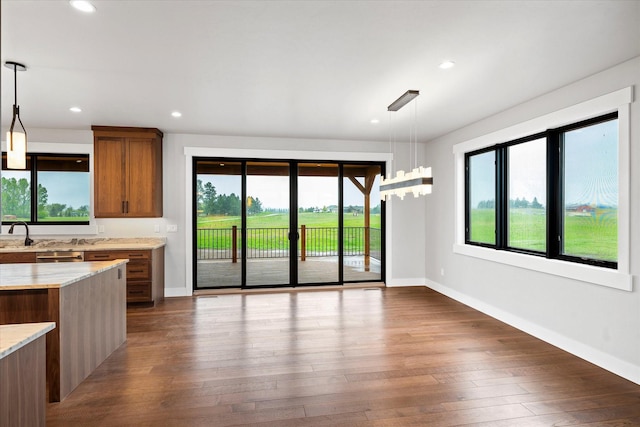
[386,278,427,287]
[165,287,191,298]
[425,279,640,386]
[166,279,427,295]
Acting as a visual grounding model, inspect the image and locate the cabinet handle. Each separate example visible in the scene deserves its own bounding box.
[128,254,144,257]
[94,254,110,258]
[130,269,144,273]
[125,200,129,213]
[122,201,125,214]
[130,290,144,294]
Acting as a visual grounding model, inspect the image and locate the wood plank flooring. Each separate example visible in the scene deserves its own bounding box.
[46,287,640,426]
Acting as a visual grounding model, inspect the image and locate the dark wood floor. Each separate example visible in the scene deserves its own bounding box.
[46,287,640,426]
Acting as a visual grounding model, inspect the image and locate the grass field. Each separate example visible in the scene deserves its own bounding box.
[197,212,381,229]
[470,208,617,261]
[197,212,381,252]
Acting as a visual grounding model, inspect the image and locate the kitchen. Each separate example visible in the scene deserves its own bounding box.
[1,1,640,425]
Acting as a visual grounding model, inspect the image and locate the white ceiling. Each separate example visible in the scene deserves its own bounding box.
[2,1,639,144]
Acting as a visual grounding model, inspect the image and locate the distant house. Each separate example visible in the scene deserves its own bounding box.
[567,204,595,216]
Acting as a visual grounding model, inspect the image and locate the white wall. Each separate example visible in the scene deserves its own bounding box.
[163,133,426,295]
[422,56,640,384]
[1,129,427,293]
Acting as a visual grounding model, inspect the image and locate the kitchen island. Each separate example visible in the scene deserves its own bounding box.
[0,260,127,402]
[0,322,55,427]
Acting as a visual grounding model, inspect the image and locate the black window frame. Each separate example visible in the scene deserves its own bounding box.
[1,152,91,226]
[465,112,618,269]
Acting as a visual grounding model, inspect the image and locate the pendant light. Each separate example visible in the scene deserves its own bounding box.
[380,89,433,200]
[5,61,28,170]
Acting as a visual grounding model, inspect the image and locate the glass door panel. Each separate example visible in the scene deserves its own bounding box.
[246,161,290,286]
[195,161,242,288]
[343,165,382,282]
[297,163,339,284]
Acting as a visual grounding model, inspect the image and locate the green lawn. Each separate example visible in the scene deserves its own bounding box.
[198,212,380,229]
[196,212,381,252]
[470,208,617,261]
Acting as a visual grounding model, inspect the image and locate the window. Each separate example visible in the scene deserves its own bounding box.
[1,153,90,225]
[561,117,618,263]
[466,150,495,245]
[508,137,546,252]
[465,113,617,268]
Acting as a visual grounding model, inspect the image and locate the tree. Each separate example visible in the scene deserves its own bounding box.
[196,179,205,212]
[37,184,48,210]
[202,182,217,215]
[48,203,67,217]
[247,196,263,215]
[225,193,241,216]
[531,197,543,209]
[77,205,90,217]
[477,199,495,209]
[37,183,49,218]
[1,177,30,219]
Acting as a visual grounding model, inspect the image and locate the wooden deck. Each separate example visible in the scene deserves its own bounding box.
[197,256,382,288]
[46,286,640,426]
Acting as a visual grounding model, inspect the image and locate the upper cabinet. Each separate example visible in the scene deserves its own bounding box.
[92,126,163,218]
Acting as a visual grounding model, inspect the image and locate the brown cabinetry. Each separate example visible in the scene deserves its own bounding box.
[92,126,163,218]
[84,247,164,304]
[0,252,36,264]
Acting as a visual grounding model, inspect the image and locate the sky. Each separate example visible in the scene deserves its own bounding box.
[470,118,618,208]
[199,174,381,210]
[1,170,89,209]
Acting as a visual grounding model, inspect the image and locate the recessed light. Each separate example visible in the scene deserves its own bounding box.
[370,118,380,124]
[69,106,82,113]
[171,111,182,118]
[69,1,96,13]
[439,60,455,70]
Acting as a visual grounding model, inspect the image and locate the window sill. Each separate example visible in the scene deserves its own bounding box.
[453,243,632,292]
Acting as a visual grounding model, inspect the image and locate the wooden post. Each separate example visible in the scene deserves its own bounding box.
[347,167,378,272]
[301,225,306,261]
[364,196,370,272]
[232,225,237,263]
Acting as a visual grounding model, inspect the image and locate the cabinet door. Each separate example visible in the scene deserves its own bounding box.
[94,137,126,217]
[126,138,162,217]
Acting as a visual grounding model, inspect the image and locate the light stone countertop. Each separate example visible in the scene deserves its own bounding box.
[0,322,56,359]
[0,237,166,253]
[0,259,128,290]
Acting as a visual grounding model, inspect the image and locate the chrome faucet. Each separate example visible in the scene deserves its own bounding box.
[8,221,34,246]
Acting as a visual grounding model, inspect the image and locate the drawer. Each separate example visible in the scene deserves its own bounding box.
[127,283,151,302]
[84,252,114,261]
[0,252,37,263]
[85,250,150,261]
[126,261,150,280]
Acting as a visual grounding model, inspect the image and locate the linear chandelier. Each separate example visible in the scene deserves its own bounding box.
[380,90,433,200]
[5,61,28,170]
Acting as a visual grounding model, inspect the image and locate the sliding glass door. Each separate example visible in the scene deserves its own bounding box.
[194,161,242,288]
[343,165,382,282]
[193,159,384,290]
[246,162,291,286]
[297,163,339,284]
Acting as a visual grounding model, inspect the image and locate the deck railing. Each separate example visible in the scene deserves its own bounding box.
[197,226,381,261]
